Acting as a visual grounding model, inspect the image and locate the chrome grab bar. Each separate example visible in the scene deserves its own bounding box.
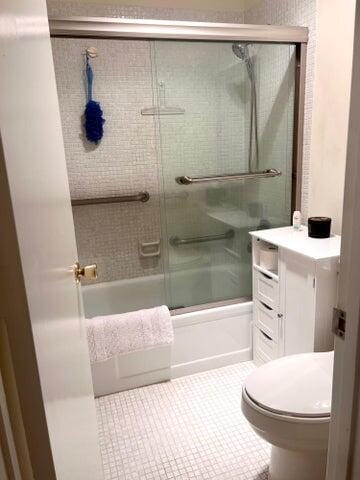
[71,191,150,206]
[170,229,234,246]
[175,168,281,185]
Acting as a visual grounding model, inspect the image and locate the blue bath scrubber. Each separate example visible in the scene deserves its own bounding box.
[84,55,105,144]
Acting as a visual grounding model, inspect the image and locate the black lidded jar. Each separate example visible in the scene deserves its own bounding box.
[308,217,332,238]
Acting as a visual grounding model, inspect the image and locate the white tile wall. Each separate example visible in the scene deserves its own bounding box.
[244,0,317,220]
[50,1,307,287]
[96,362,270,480]
[154,40,248,242]
[49,2,245,284]
[52,37,164,282]
[241,43,296,224]
[154,40,296,305]
[47,1,245,23]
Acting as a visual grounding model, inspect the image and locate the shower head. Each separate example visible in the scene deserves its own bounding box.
[232,43,250,61]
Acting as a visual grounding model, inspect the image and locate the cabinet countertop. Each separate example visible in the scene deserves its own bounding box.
[250,226,341,260]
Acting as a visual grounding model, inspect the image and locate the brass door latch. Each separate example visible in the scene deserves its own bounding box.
[74,262,97,283]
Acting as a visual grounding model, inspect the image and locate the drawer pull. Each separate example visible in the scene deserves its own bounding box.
[260,301,273,311]
[260,329,273,341]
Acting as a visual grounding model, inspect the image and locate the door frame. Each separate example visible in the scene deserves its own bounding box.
[0,0,103,478]
[49,14,360,479]
[326,1,360,478]
[49,16,308,213]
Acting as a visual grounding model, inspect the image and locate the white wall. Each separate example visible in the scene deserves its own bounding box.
[308,0,356,234]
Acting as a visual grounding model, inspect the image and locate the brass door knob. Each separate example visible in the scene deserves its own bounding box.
[74,262,97,283]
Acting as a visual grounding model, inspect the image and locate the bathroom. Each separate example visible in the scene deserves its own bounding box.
[0,0,359,480]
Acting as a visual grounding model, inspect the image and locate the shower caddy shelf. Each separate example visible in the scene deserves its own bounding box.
[71,191,150,206]
[141,81,185,116]
[175,168,281,185]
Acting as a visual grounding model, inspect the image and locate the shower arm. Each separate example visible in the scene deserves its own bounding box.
[175,168,281,185]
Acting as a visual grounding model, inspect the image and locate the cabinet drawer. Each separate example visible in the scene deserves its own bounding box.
[253,269,279,309]
[253,326,279,365]
[254,300,279,342]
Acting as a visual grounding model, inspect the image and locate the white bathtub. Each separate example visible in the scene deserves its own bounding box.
[82,275,253,397]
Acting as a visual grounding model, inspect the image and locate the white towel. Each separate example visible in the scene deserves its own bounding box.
[86,305,173,363]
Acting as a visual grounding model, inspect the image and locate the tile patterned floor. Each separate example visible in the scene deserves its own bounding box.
[96,362,270,480]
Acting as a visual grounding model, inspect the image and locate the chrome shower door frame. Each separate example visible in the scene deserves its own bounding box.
[49,16,308,211]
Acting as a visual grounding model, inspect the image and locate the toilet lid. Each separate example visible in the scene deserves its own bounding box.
[245,352,333,418]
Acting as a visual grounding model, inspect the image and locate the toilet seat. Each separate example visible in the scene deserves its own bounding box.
[244,351,333,419]
[242,388,330,425]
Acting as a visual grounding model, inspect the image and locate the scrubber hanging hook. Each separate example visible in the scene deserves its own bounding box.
[84,47,98,103]
[85,54,93,103]
[85,46,98,59]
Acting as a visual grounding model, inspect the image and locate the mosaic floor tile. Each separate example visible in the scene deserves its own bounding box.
[96,362,270,480]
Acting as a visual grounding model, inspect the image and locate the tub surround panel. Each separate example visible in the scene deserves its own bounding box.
[82,275,252,396]
[91,300,252,396]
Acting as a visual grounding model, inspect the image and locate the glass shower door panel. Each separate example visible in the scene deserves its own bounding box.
[153,41,296,309]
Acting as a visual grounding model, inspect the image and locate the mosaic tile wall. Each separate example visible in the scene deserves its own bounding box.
[47,1,245,22]
[52,37,163,283]
[153,41,251,306]
[239,43,296,226]
[154,41,296,306]
[49,1,245,285]
[244,0,317,220]
[49,0,313,289]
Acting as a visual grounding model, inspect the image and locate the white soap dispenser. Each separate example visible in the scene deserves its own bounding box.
[292,210,302,230]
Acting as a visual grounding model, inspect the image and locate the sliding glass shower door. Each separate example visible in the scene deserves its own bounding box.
[153,41,296,310]
[52,33,297,316]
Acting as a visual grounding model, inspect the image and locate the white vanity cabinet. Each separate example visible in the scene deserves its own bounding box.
[250,226,341,365]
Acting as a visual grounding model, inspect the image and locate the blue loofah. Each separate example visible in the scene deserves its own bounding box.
[85,99,105,144]
[84,57,105,144]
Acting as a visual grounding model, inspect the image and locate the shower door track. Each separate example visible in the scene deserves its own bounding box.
[49,16,308,212]
[169,297,252,316]
[49,17,307,44]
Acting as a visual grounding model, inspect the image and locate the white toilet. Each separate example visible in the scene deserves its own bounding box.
[242,351,333,480]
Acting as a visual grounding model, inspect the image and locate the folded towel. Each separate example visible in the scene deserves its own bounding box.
[86,305,173,363]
